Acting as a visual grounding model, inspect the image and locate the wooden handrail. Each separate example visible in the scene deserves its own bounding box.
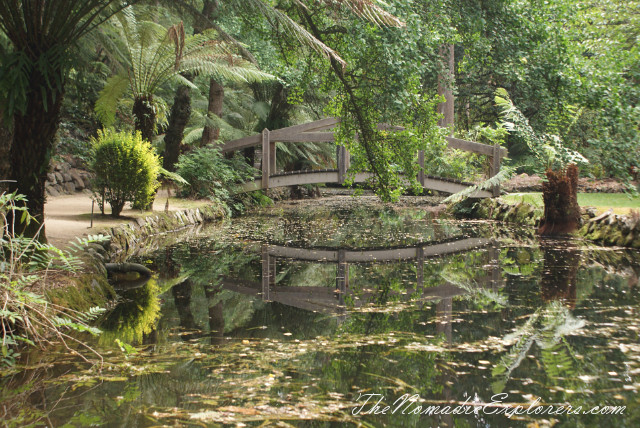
[222,117,507,157]
[222,117,506,196]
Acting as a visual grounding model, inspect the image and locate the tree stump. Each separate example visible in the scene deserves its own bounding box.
[539,164,580,236]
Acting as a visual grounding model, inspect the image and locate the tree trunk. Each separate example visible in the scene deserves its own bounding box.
[265,83,292,131]
[437,44,455,134]
[8,78,64,241]
[133,95,155,143]
[539,164,580,236]
[201,78,224,146]
[163,85,192,172]
[195,0,219,33]
[0,107,12,189]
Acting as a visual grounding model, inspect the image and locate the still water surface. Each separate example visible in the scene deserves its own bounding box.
[2,203,640,427]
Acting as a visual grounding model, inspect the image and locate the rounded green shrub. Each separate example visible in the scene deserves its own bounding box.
[91,129,160,217]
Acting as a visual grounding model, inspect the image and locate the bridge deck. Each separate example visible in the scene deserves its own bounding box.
[224,117,505,197]
[238,169,492,197]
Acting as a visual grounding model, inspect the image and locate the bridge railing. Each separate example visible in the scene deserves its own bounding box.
[221,117,507,196]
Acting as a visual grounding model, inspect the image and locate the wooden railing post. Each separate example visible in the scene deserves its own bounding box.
[270,140,276,176]
[261,128,270,189]
[338,145,349,184]
[490,144,501,197]
[418,150,425,188]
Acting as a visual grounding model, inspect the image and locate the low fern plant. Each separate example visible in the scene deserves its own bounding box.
[1,192,108,367]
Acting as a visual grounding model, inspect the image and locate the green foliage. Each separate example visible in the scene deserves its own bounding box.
[442,166,516,205]
[175,146,257,206]
[90,129,161,216]
[94,12,274,129]
[459,122,509,148]
[334,91,447,201]
[1,192,107,368]
[495,88,588,171]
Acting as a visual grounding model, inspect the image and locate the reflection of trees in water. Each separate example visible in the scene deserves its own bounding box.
[136,360,218,409]
[172,279,202,341]
[539,242,580,307]
[492,300,585,392]
[99,279,162,346]
[492,243,585,393]
[204,285,225,345]
[237,206,467,249]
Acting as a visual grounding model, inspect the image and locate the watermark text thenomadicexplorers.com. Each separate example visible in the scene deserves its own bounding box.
[351,393,626,418]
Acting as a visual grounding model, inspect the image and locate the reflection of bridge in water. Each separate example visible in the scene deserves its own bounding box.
[220,237,503,328]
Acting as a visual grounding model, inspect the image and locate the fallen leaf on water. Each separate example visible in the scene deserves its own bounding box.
[219,406,260,415]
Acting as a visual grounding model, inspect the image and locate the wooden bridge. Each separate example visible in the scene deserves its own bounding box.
[222,117,508,197]
[219,237,502,317]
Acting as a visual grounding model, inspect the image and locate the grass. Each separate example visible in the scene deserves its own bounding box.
[504,192,640,215]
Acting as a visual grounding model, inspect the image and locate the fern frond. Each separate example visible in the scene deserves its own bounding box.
[95,73,129,126]
[443,166,516,204]
[316,0,405,27]
[182,128,204,146]
[495,88,588,168]
[159,167,189,185]
[171,73,198,90]
[239,0,346,68]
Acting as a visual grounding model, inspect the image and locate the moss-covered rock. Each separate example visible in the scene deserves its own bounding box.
[464,196,640,248]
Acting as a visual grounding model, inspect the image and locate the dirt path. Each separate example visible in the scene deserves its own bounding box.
[45,190,208,248]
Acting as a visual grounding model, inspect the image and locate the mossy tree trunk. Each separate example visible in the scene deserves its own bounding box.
[201,78,224,146]
[133,95,155,143]
[8,73,64,241]
[0,106,12,188]
[539,163,580,236]
[163,85,192,172]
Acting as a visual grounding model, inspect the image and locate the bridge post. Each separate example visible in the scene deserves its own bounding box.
[490,144,501,197]
[270,141,276,176]
[261,128,271,189]
[418,150,425,188]
[337,145,350,184]
[436,297,453,344]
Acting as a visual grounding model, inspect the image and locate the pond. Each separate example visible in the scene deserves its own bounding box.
[2,200,640,427]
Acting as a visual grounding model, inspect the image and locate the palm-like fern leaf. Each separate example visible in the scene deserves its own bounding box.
[95,73,129,126]
[95,10,274,126]
[313,0,405,27]
[495,88,588,167]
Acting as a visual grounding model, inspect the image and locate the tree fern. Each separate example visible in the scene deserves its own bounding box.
[95,12,274,128]
[495,88,588,169]
[95,74,129,126]
[442,165,516,204]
